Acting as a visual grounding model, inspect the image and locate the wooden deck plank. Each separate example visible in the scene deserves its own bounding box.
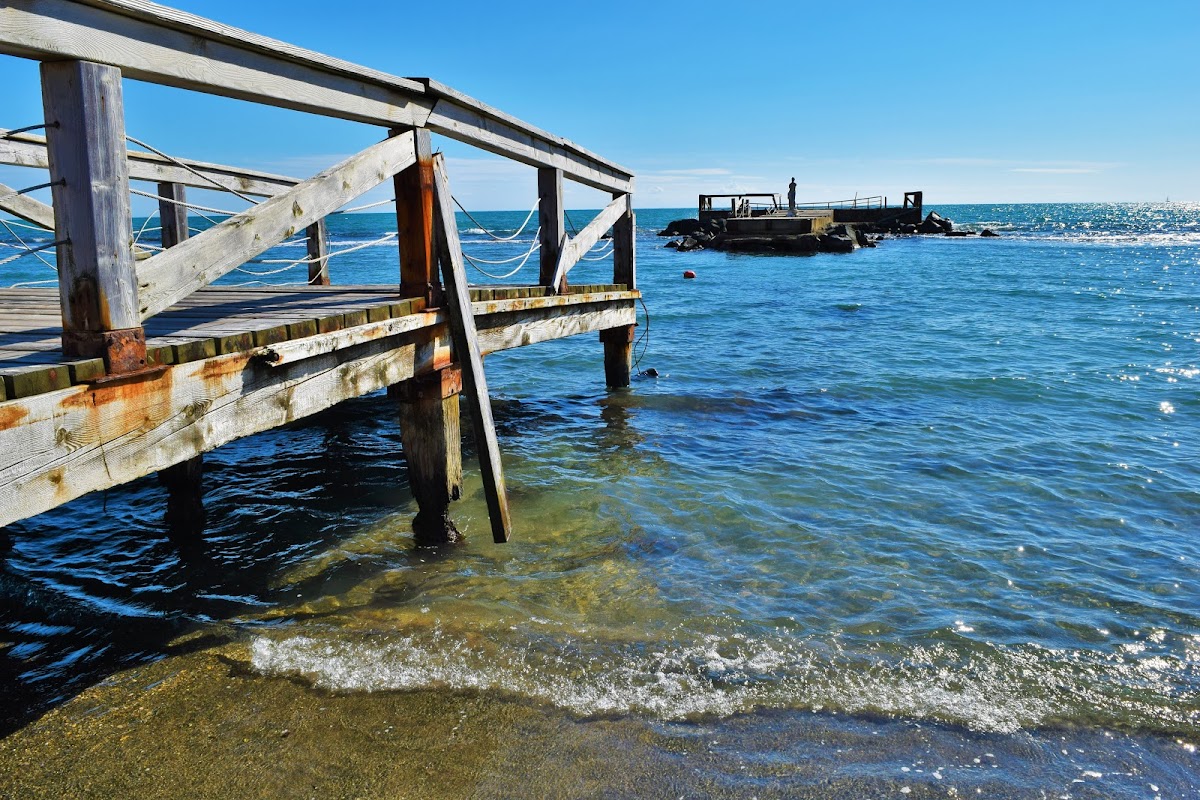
[0,284,637,393]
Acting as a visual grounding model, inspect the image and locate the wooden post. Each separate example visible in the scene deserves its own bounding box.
[155,180,204,524]
[158,455,205,535]
[392,367,463,545]
[538,167,565,289]
[394,127,438,307]
[601,191,636,387]
[431,154,512,543]
[41,60,146,374]
[611,192,635,291]
[306,218,330,285]
[157,181,189,249]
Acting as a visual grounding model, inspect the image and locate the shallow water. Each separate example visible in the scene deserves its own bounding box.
[2,202,1199,796]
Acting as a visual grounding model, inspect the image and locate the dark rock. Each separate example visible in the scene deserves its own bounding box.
[900,223,919,235]
[944,230,976,237]
[658,218,704,237]
[676,236,704,252]
[777,234,821,254]
[980,229,999,237]
[818,233,857,253]
[664,239,680,249]
[919,211,953,234]
[851,227,874,248]
[715,236,775,253]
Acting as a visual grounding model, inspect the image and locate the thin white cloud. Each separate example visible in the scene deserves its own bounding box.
[655,168,733,176]
[1010,167,1099,174]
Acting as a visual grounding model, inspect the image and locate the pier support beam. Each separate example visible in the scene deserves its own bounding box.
[155,181,205,528]
[600,325,634,388]
[392,367,464,545]
[158,456,205,535]
[602,190,636,387]
[41,60,146,374]
[394,128,439,307]
[157,182,189,249]
[538,167,565,289]
[306,218,330,285]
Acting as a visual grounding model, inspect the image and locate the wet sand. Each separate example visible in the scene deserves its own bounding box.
[2,639,1194,799]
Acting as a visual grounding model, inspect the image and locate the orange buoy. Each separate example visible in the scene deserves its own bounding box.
[683,270,696,279]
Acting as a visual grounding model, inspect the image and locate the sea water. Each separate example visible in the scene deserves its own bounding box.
[1,203,1198,796]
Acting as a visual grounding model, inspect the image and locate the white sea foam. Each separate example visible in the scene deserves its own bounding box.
[249,627,1199,735]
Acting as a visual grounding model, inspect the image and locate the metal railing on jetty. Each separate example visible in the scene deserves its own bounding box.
[0,0,640,544]
[793,195,887,210]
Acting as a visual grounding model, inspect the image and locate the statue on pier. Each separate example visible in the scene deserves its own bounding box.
[787,177,797,217]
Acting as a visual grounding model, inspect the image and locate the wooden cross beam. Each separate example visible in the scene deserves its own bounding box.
[430,153,512,543]
[135,131,418,319]
[549,193,629,294]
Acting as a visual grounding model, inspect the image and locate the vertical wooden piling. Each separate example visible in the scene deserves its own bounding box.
[394,127,438,307]
[538,167,565,289]
[155,181,204,523]
[432,154,512,543]
[41,60,146,373]
[601,191,637,387]
[158,455,205,535]
[157,182,188,249]
[306,218,330,285]
[392,367,464,545]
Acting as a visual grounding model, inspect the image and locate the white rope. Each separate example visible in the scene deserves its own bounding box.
[130,188,246,219]
[130,187,247,217]
[335,197,395,214]
[0,220,60,270]
[0,218,52,233]
[132,207,160,246]
[235,231,398,275]
[462,239,540,265]
[125,134,260,205]
[9,278,59,288]
[0,239,64,268]
[454,198,539,241]
[580,239,615,261]
[463,238,541,280]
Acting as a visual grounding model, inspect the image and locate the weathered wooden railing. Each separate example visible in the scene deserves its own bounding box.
[0,0,639,543]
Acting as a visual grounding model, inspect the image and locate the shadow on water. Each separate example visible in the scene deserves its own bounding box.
[0,390,454,737]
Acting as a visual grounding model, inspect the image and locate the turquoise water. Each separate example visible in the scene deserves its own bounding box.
[2,203,1199,795]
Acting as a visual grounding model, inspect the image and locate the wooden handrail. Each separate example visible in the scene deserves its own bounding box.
[1,128,300,197]
[0,0,633,192]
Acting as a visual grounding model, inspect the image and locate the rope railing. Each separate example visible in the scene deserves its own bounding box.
[234,231,399,277]
[129,187,247,218]
[125,133,261,205]
[0,237,63,268]
[0,219,58,271]
[453,197,539,242]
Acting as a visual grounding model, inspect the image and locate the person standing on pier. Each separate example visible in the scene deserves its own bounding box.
[787,177,797,216]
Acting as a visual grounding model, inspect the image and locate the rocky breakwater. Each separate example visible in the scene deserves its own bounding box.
[659,211,996,255]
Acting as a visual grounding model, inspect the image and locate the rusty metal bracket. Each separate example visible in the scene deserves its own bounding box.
[63,326,149,374]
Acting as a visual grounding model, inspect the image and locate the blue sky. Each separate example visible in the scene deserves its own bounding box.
[2,0,1198,211]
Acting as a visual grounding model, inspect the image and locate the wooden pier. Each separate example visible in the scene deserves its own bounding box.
[0,0,639,543]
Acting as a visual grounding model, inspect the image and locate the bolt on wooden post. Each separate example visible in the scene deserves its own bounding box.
[41,60,147,374]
